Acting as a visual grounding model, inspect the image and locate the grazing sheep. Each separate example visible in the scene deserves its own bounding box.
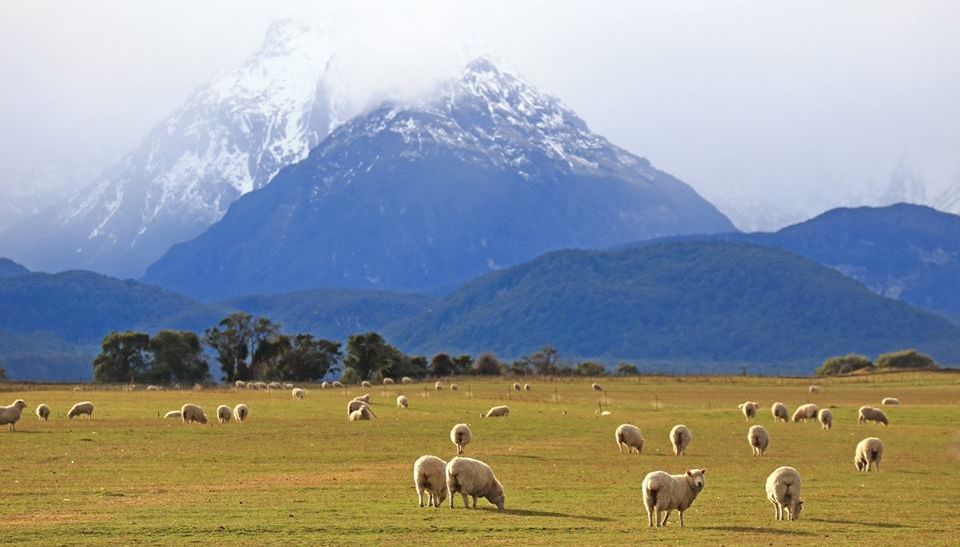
[791,403,819,423]
[163,410,182,419]
[771,402,789,423]
[321,381,330,389]
[738,401,760,421]
[36,404,50,421]
[766,466,803,521]
[397,395,409,409]
[748,425,769,456]
[349,406,374,421]
[402,376,413,384]
[383,377,395,385]
[292,388,306,400]
[523,383,531,391]
[332,381,344,388]
[67,401,95,420]
[256,381,267,390]
[283,383,294,389]
[193,383,203,391]
[670,425,691,456]
[347,399,373,414]
[435,381,443,391]
[450,384,458,391]
[592,383,602,392]
[0,399,28,431]
[858,406,889,426]
[233,404,249,423]
[216,404,232,424]
[855,437,884,472]
[268,381,282,390]
[445,457,505,510]
[482,405,510,418]
[413,455,448,507]
[354,394,371,403]
[361,380,372,388]
[615,424,644,454]
[235,380,246,389]
[881,397,900,406]
[146,385,162,391]
[181,403,208,425]
[809,385,821,395]
[817,408,833,430]
[641,468,706,527]
[450,423,472,455]
[512,383,521,392]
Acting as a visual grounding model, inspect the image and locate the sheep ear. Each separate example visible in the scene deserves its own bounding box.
[686,470,693,476]
[700,468,707,475]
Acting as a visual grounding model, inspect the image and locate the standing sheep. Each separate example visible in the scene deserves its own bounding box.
[881,397,900,406]
[809,385,821,395]
[349,406,374,421]
[450,423,472,455]
[397,395,409,409]
[592,383,603,392]
[817,408,833,430]
[482,405,510,418]
[641,468,706,527]
[858,406,889,426]
[361,380,372,388]
[615,424,644,454]
[523,383,531,391]
[383,377,395,385]
[445,457,505,510]
[512,383,521,392]
[164,410,182,419]
[738,401,760,421]
[855,437,884,472]
[67,401,95,420]
[0,399,28,431]
[435,381,443,391]
[771,402,789,423]
[234,380,246,389]
[413,455,448,507]
[748,425,769,456]
[332,381,344,388]
[765,466,803,521]
[283,383,294,389]
[321,381,330,389]
[402,376,413,384]
[268,381,282,390]
[292,388,305,400]
[216,405,232,424]
[36,404,50,421]
[791,403,819,423]
[181,403,208,425]
[347,399,375,415]
[450,384,459,391]
[670,425,692,456]
[233,404,249,423]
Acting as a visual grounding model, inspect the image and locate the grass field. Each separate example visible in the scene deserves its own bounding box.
[1,373,958,545]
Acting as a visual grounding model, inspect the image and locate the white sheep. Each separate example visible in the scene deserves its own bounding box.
[445,456,505,510]
[268,381,282,390]
[36,403,50,421]
[512,382,521,392]
[332,381,344,388]
[67,401,94,420]
[413,455,448,507]
[748,425,769,456]
[641,468,706,527]
[765,466,803,521]
[233,404,249,423]
[450,423,472,455]
[482,405,510,418]
[181,403,208,425]
[791,403,818,423]
[615,424,644,454]
[361,380,372,388]
[817,408,833,430]
[234,380,246,389]
[397,395,409,409]
[256,381,268,390]
[523,383,531,391]
[402,376,413,384]
[292,388,305,400]
[738,401,760,421]
[347,399,374,414]
[0,399,28,431]
[670,425,691,456]
[881,397,900,406]
[592,383,602,392]
[354,394,371,403]
[163,410,182,419]
[858,406,889,426]
[855,437,884,472]
[450,384,458,391]
[146,385,162,391]
[349,406,374,421]
[809,385,821,395]
[321,381,330,389]
[771,402,789,422]
[216,404,232,424]
[283,382,294,389]
[435,381,443,391]
[383,377,395,385]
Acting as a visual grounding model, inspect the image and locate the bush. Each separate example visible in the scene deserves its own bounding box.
[816,353,874,376]
[472,352,502,375]
[615,362,639,376]
[875,349,938,370]
[576,361,607,376]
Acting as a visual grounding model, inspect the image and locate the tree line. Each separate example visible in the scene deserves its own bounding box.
[815,349,939,376]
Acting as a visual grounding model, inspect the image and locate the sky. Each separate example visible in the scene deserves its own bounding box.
[1,0,958,229]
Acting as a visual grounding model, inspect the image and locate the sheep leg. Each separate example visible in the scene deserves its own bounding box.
[660,510,671,527]
[645,506,654,527]
[448,487,456,509]
[617,441,623,454]
[460,493,469,509]
[678,510,685,527]
[471,495,477,509]
[418,489,424,507]
[654,509,661,527]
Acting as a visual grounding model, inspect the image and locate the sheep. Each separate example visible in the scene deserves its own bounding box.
[36,404,50,421]
[809,385,821,395]
[482,405,510,418]
[193,383,203,391]
[738,401,760,421]
[163,410,182,419]
[858,406,889,426]
[881,397,901,406]
[413,455,448,507]
[292,388,305,400]
[361,380,372,388]
[771,402,789,422]
[402,376,413,384]
[283,382,294,389]
[0,399,28,431]
[791,403,819,423]
[450,384,458,391]
[641,468,706,527]
[512,383,521,392]
[332,381,344,388]
[181,403,208,425]
[233,404,249,423]
[146,385,162,391]
[445,457,505,510]
[615,424,644,454]
[670,425,691,456]
[349,406,374,421]
[748,425,769,456]
[256,381,267,390]
[216,404,232,424]
[817,408,833,430]
[766,466,803,521]
[435,381,443,391]
[450,423,472,455]
[383,377,395,385]
[347,399,373,414]
[592,383,602,392]
[855,437,884,472]
[354,394,371,403]
[397,395,409,409]
[233,381,245,389]
[523,383,531,391]
[321,381,330,389]
[67,401,95,420]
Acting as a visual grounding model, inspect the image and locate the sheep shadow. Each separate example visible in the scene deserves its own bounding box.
[806,518,911,529]
[700,526,816,537]
[499,508,612,522]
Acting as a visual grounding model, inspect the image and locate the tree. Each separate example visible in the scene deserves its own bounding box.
[148,330,210,384]
[204,312,253,382]
[278,335,342,381]
[250,317,284,378]
[452,354,473,375]
[875,349,937,370]
[576,361,607,376]
[472,352,502,376]
[615,362,640,376]
[343,332,402,381]
[93,331,151,383]
[0,361,6,380]
[430,353,455,376]
[509,359,532,376]
[816,353,874,376]
[529,346,560,375]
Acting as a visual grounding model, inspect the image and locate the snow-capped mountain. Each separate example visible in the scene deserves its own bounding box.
[0,20,345,277]
[143,58,735,299]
